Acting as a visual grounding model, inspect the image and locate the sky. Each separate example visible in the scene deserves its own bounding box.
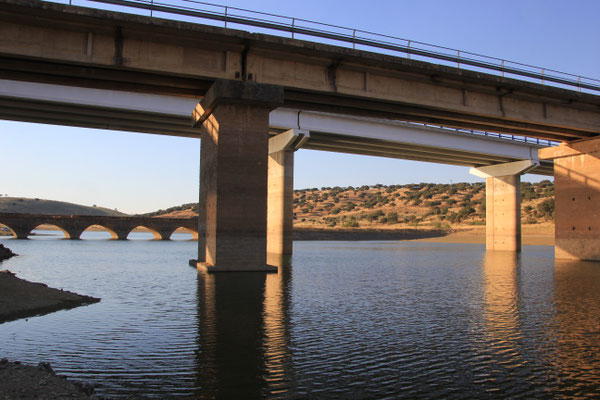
[1,0,599,214]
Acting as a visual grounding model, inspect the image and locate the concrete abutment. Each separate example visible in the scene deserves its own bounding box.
[192,80,284,273]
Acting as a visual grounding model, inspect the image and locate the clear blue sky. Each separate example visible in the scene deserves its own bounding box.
[1,0,599,213]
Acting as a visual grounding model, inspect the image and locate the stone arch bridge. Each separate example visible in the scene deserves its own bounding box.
[0,213,198,240]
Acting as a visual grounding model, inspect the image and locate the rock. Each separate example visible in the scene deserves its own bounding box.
[0,244,16,262]
[73,380,96,395]
[37,361,54,374]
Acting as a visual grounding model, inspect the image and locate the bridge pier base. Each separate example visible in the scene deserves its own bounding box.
[11,226,33,239]
[192,80,283,272]
[540,139,600,261]
[471,160,538,251]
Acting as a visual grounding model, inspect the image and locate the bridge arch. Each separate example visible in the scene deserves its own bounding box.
[0,223,18,239]
[128,225,163,240]
[80,224,121,240]
[29,223,70,239]
[171,227,198,240]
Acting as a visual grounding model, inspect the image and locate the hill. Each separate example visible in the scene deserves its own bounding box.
[147,181,555,230]
[0,197,126,216]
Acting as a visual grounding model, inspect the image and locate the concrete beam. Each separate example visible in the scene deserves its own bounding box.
[0,79,553,174]
[469,160,539,179]
[0,2,599,140]
[268,129,309,154]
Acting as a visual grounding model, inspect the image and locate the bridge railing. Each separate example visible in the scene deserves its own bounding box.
[49,0,600,94]
[411,123,559,147]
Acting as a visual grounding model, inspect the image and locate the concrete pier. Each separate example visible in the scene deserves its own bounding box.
[471,160,538,251]
[192,80,283,272]
[540,138,600,261]
[266,129,308,256]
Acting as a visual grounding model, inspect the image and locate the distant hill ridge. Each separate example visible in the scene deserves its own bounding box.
[146,181,555,228]
[0,197,126,216]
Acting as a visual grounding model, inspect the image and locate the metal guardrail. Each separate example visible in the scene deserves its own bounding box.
[50,0,566,146]
[51,0,600,94]
[414,124,559,147]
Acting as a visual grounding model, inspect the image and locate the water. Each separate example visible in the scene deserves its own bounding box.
[1,233,600,398]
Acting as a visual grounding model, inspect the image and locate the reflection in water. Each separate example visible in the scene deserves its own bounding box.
[552,260,600,397]
[2,239,600,398]
[482,251,522,348]
[195,254,294,398]
[479,251,528,392]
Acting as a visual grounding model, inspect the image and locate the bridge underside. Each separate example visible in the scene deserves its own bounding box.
[0,79,553,175]
[1,0,599,267]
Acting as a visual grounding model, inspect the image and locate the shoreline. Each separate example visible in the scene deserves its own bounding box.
[0,359,97,399]
[0,270,100,325]
[293,227,450,241]
[294,226,555,246]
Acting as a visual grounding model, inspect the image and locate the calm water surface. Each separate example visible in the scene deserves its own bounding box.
[1,232,599,398]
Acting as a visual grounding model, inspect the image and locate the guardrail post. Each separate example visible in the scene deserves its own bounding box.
[352,29,356,49]
[224,6,228,28]
[291,18,295,39]
[541,68,545,84]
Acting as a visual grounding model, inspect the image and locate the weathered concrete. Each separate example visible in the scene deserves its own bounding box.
[470,161,538,251]
[485,175,522,251]
[0,213,197,240]
[0,0,599,141]
[266,129,308,256]
[267,150,294,256]
[540,138,600,260]
[193,80,283,272]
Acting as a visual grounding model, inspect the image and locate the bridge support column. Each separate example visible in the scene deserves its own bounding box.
[10,225,34,239]
[470,160,538,251]
[267,129,309,257]
[192,80,284,272]
[540,138,600,261]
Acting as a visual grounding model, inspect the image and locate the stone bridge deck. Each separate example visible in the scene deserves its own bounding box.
[0,213,198,240]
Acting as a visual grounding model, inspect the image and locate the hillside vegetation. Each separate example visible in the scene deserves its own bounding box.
[150,181,555,230]
[0,197,125,216]
[293,181,554,230]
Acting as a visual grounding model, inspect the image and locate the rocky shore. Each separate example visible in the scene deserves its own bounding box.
[0,270,100,324]
[0,243,16,262]
[0,358,98,399]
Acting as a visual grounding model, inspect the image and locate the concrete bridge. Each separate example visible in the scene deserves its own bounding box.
[1,0,599,271]
[0,213,198,240]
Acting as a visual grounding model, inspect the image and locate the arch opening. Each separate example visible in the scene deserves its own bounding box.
[80,225,119,240]
[171,227,197,241]
[0,223,16,239]
[29,224,69,240]
[128,226,161,240]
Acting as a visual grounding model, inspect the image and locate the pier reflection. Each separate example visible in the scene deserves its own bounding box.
[194,254,294,398]
[482,251,522,342]
[479,250,527,383]
[552,260,600,395]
